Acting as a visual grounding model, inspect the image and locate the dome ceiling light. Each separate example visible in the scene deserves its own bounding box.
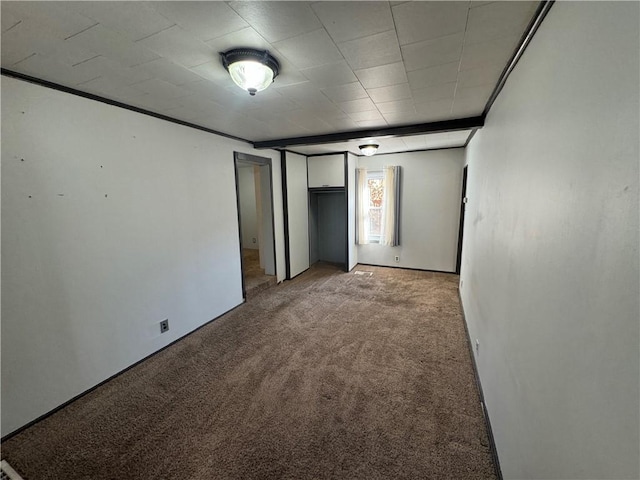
[219,48,280,96]
[359,144,379,156]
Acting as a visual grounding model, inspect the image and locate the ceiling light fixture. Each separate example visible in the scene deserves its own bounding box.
[220,48,280,96]
[359,144,379,156]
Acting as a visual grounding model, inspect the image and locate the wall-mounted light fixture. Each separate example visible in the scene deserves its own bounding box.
[359,144,379,156]
[220,48,280,96]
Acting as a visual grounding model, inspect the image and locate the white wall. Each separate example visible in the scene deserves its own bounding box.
[284,152,309,278]
[357,149,464,272]
[1,76,284,436]
[460,3,639,479]
[237,166,258,250]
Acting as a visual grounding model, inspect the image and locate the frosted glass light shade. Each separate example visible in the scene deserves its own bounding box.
[359,144,379,156]
[228,60,274,96]
[220,48,280,96]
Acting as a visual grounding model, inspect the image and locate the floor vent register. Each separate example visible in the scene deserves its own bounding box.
[1,461,24,480]
[354,271,373,277]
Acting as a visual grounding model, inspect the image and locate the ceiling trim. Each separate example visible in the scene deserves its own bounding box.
[483,0,555,117]
[253,116,485,150]
[1,68,253,145]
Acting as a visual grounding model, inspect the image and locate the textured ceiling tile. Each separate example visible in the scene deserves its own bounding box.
[414,98,454,117]
[402,32,464,72]
[2,1,97,39]
[137,25,216,68]
[356,119,388,128]
[423,130,469,148]
[348,109,385,122]
[459,34,520,71]
[367,83,411,103]
[205,27,272,52]
[339,30,402,70]
[456,62,504,89]
[271,69,309,89]
[228,1,321,43]
[451,93,488,117]
[399,134,427,150]
[321,82,368,103]
[68,55,156,87]
[243,91,300,113]
[67,24,159,67]
[151,2,247,42]
[68,2,175,42]
[189,60,231,85]
[136,58,204,86]
[407,62,459,90]
[354,62,407,89]
[470,1,495,9]
[274,83,330,104]
[381,110,422,125]
[45,40,98,67]
[376,99,416,114]
[1,9,21,33]
[392,1,469,46]
[411,82,457,103]
[184,80,255,109]
[1,19,63,66]
[273,29,343,69]
[284,109,333,132]
[309,103,352,121]
[465,1,538,45]
[454,83,495,102]
[329,117,360,131]
[339,97,377,113]
[77,75,141,97]
[414,110,455,123]
[311,1,393,44]
[131,78,192,99]
[9,53,99,85]
[300,60,358,88]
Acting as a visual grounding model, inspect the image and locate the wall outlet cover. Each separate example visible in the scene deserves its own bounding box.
[160,319,169,333]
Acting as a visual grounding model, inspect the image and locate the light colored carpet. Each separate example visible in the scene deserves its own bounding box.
[2,263,496,479]
[243,248,277,297]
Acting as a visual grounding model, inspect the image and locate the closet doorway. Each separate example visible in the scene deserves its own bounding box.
[309,188,347,269]
[233,152,277,298]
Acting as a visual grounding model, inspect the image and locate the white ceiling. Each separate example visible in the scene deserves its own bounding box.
[1,1,539,155]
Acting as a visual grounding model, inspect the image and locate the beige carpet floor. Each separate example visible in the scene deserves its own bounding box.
[2,264,496,480]
[243,248,277,297]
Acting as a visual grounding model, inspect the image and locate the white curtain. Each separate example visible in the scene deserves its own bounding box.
[381,166,400,246]
[356,168,369,245]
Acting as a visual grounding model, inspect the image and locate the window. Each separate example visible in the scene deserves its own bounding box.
[366,170,384,243]
[357,166,400,246]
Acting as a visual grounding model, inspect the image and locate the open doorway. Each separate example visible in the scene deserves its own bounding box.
[455,165,468,274]
[234,152,277,299]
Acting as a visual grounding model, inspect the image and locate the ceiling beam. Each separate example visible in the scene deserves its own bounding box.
[253,115,485,149]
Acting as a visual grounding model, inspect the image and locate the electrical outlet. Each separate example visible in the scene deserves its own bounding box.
[160,319,169,333]
[475,339,480,355]
[252,237,257,243]
[394,255,400,263]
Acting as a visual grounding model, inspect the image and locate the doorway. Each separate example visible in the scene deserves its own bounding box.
[455,165,468,274]
[234,152,277,298]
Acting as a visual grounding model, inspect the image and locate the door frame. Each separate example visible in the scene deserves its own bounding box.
[455,165,468,274]
[233,151,277,299]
